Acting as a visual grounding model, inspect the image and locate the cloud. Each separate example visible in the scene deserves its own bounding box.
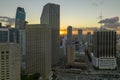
[0,16,15,26]
[103,23,120,28]
[98,16,120,28]
[98,16,119,24]
[0,16,10,19]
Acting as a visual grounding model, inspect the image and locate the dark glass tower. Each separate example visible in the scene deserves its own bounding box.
[15,7,26,29]
[15,7,26,71]
[15,7,26,43]
[93,30,116,58]
[67,26,72,46]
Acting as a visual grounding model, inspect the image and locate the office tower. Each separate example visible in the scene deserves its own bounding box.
[0,44,20,80]
[0,28,15,43]
[78,29,82,44]
[0,27,20,80]
[15,7,26,70]
[15,7,26,30]
[86,32,92,46]
[26,24,52,80]
[40,3,60,66]
[0,28,9,43]
[66,26,74,65]
[67,26,72,45]
[67,45,75,65]
[62,36,67,56]
[19,30,26,70]
[93,29,117,69]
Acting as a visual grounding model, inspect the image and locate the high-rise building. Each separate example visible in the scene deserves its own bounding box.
[40,3,60,66]
[26,24,52,80]
[67,45,75,65]
[67,26,72,46]
[66,26,75,65]
[62,36,67,56]
[86,32,92,46]
[15,7,26,43]
[92,29,117,69]
[0,28,9,43]
[15,7,26,30]
[0,44,20,80]
[15,7,26,70]
[19,30,26,70]
[78,29,82,44]
[0,28,15,43]
[0,27,20,80]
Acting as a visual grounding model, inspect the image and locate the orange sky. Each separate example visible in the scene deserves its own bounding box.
[60,29,93,35]
[60,29,120,36]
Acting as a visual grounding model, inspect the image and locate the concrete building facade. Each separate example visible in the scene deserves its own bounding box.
[0,43,20,80]
[67,26,72,46]
[40,3,60,66]
[26,24,52,80]
[93,29,117,69]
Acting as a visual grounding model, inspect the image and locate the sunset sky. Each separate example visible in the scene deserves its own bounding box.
[0,0,120,28]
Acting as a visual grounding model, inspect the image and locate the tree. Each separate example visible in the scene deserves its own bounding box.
[32,73,41,80]
[21,73,41,80]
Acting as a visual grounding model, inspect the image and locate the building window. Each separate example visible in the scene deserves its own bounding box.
[1,51,4,54]
[6,51,9,54]
[6,55,9,59]
[1,55,4,60]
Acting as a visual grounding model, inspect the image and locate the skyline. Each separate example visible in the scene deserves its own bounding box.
[0,2,120,80]
[0,0,120,28]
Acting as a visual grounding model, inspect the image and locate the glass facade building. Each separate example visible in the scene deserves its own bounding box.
[0,28,15,43]
[15,7,26,43]
[15,7,26,71]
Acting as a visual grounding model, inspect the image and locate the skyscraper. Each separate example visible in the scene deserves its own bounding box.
[86,32,92,46]
[66,26,75,65]
[15,7,26,30]
[67,26,72,46]
[15,7,26,45]
[26,24,52,80]
[93,29,117,69]
[0,27,15,43]
[15,7,26,70]
[0,27,20,80]
[0,28,9,43]
[40,3,60,66]
[62,36,67,56]
[67,45,75,65]
[78,29,82,44]
[0,44,20,80]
